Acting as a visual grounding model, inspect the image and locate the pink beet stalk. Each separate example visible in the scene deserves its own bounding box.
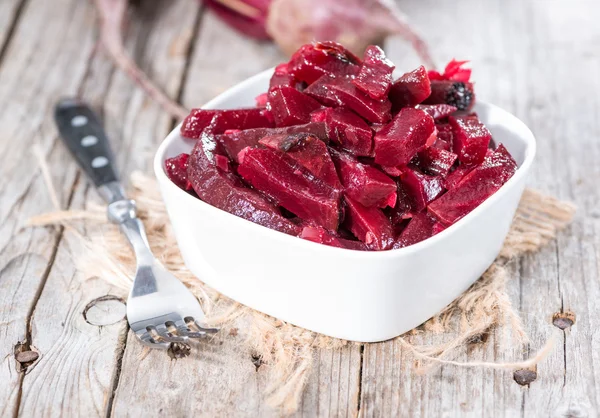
[93,0,188,120]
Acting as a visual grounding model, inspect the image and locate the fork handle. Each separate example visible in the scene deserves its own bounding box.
[54,98,126,203]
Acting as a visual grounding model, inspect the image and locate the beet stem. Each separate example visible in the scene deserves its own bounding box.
[213,0,262,18]
[93,0,189,120]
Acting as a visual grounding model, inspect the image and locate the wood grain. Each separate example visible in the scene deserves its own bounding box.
[0,0,26,63]
[8,0,199,416]
[0,0,98,415]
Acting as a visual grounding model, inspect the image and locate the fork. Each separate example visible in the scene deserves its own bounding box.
[54,98,217,349]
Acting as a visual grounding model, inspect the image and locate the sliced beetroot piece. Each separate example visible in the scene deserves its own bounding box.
[165,153,192,191]
[388,66,431,112]
[423,80,475,111]
[311,107,373,156]
[399,167,445,212]
[393,212,437,248]
[181,108,273,139]
[415,104,458,120]
[214,154,231,172]
[300,226,369,251]
[187,138,300,236]
[388,184,413,225]
[237,147,341,231]
[428,144,517,225]
[269,63,297,90]
[331,150,397,209]
[352,45,395,100]
[267,86,323,127]
[449,115,492,165]
[344,197,394,250]
[380,165,404,177]
[304,75,392,124]
[288,41,361,85]
[373,107,435,167]
[255,93,268,107]
[443,164,474,190]
[259,133,341,189]
[434,123,453,150]
[432,222,446,235]
[216,122,328,162]
[413,147,458,176]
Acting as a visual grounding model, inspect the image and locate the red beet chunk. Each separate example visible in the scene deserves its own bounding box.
[428,144,517,225]
[443,164,473,190]
[216,122,328,162]
[267,86,322,127]
[432,222,446,235]
[187,137,300,236]
[434,123,453,150]
[388,183,413,225]
[332,150,397,208]
[165,153,192,191]
[288,41,361,85]
[449,115,492,165]
[237,147,341,231]
[214,154,231,172]
[181,108,273,139]
[400,167,445,212]
[311,107,373,156]
[344,198,394,250]
[413,147,458,176]
[423,80,475,112]
[353,46,395,100]
[305,75,392,124]
[255,93,268,107]
[393,212,437,248]
[373,108,435,167]
[259,133,341,189]
[388,66,431,112]
[380,165,403,177]
[416,104,458,120]
[300,226,368,251]
[269,63,297,89]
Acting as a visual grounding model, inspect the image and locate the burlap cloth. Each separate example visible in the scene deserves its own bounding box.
[29,162,576,414]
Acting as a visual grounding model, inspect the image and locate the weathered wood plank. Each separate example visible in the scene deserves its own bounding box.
[14,1,200,416]
[0,0,99,415]
[537,2,600,415]
[0,0,26,62]
[361,0,599,416]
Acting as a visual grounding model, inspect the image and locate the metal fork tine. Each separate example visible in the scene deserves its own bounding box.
[194,321,219,334]
[136,330,170,348]
[155,324,187,343]
[157,332,187,343]
[184,316,219,334]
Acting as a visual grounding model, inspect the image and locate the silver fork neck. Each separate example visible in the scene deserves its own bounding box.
[107,199,155,266]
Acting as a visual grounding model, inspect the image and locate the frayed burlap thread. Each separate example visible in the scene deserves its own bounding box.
[28,168,576,415]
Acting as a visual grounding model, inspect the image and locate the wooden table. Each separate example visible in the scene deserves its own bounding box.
[1,0,598,416]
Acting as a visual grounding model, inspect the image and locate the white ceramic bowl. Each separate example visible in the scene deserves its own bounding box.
[154,69,536,342]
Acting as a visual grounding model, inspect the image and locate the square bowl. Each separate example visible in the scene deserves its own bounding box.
[154,68,536,342]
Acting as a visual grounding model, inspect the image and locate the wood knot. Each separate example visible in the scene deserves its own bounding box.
[14,342,40,373]
[467,332,489,345]
[513,367,537,386]
[83,295,126,326]
[553,311,576,330]
[251,352,263,371]
[168,342,191,359]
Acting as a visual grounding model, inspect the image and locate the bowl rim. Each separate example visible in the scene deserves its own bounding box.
[153,68,537,259]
